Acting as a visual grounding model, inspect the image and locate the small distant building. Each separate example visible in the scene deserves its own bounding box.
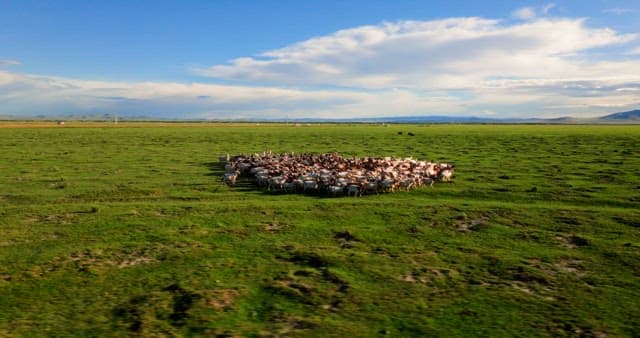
[56,121,65,125]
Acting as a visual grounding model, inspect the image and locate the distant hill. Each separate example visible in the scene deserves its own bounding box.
[2,108,639,124]
[599,109,640,121]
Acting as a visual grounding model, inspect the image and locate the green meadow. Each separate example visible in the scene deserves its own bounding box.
[0,123,639,337]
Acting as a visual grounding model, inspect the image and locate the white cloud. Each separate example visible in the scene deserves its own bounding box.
[197,18,637,92]
[3,16,640,119]
[512,4,556,20]
[196,17,640,113]
[602,8,633,15]
[616,87,640,92]
[512,7,537,20]
[542,3,556,14]
[0,71,470,119]
[0,59,21,67]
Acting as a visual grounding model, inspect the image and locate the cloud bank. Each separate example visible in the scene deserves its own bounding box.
[0,59,21,67]
[2,15,639,119]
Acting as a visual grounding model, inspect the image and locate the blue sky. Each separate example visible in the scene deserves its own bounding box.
[1,1,639,119]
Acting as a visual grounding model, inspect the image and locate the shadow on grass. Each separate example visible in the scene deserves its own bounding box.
[203,161,225,177]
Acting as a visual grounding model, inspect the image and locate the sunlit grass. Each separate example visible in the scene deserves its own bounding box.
[0,122,638,336]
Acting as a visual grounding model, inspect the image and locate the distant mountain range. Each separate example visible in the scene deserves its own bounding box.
[326,109,640,124]
[599,109,640,121]
[1,109,639,124]
[272,109,640,124]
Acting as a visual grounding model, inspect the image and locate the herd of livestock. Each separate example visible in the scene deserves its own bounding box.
[220,152,454,196]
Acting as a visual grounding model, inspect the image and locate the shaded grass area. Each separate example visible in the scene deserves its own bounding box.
[0,123,639,337]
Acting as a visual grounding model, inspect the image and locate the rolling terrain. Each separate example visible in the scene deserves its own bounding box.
[0,123,639,337]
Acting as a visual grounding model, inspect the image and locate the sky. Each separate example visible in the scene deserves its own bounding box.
[1,0,639,119]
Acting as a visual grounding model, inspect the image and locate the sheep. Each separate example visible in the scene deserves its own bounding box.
[439,166,455,182]
[347,184,361,197]
[362,181,379,195]
[267,176,285,191]
[256,174,269,187]
[283,182,297,192]
[303,180,318,193]
[398,178,413,191]
[379,179,396,193]
[220,152,454,196]
[223,172,239,186]
[237,162,252,174]
[327,185,344,197]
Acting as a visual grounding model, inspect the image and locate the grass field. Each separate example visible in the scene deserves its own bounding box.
[1,122,639,337]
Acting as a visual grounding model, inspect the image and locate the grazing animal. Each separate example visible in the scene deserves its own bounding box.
[439,167,454,182]
[380,179,396,193]
[398,179,413,191]
[237,162,252,174]
[223,172,239,186]
[362,181,379,195]
[283,182,296,192]
[347,184,361,197]
[303,181,318,193]
[327,185,344,196]
[221,152,454,196]
[424,177,435,187]
[268,176,285,191]
[255,174,269,186]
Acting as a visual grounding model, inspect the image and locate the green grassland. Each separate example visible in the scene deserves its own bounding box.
[0,123,639,337]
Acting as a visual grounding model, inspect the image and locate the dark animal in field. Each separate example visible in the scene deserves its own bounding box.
[346,184,361,197]
[220,152,454,196]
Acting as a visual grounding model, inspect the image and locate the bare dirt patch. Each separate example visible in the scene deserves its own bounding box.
[259,222,292,233]
[556,234,590,248]
[511,282,535,294]
[118,257,156,268]
[205,289,242,311]
[400,267,459,285]
[555,259,586,277]
[40,247,161,276]
[23,213,77,225]
[456,215,489,232]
